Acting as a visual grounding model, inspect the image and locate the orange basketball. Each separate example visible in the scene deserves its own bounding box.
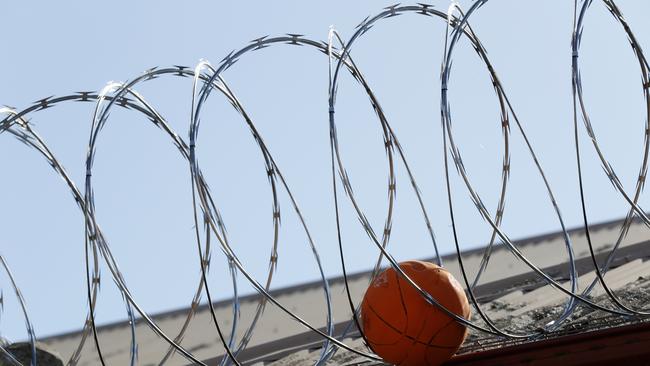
[361,260,471,366]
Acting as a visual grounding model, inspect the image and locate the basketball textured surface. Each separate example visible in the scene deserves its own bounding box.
[361,260,471,366]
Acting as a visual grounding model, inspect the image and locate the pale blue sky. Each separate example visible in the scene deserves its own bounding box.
[1,0,649,341]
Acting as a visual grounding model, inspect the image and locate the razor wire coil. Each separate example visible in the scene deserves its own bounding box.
[1,0,649,365]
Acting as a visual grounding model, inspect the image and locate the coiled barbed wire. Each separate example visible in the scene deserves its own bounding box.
[1,0,649,365]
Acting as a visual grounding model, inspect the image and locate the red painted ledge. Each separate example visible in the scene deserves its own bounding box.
[446,321,650,366]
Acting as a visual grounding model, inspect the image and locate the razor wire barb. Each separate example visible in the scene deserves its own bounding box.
[1,0,650,365]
